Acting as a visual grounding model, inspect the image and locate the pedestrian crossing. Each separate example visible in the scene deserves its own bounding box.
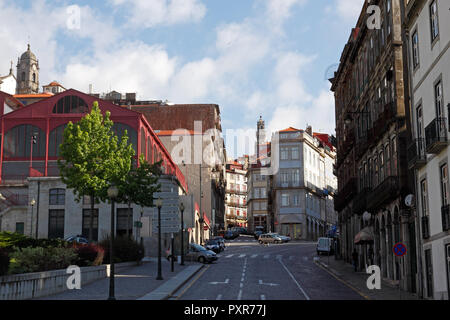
[218,253,301,260]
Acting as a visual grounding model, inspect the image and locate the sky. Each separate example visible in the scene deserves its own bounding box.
[0,0,365,159]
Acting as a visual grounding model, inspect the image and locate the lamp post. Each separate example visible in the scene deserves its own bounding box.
[179,202,185,266]
[155,197,163,280]
[30,198,36,238]
[107,185,119,300]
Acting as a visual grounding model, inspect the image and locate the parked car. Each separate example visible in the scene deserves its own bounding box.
[272,233,291,243]
[258,233,284,244]
[254,226,265,239]
[65,235,89,245]
[316,237,334,255]
[230,227,247,235]
[212,236,226,250]
[224,230,239,240]
[187,243,218,264]
[205,239,222,253]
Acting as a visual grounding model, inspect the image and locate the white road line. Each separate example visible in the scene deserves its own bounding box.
[239,254,246,258]
[261,295,266,300]
[216,294,222,300]
[225,254,234,258]
[237,290,242,300]
[278,258,310,300]
[276,255,282,260]
[251,254,258,258]
[264,254,270,259]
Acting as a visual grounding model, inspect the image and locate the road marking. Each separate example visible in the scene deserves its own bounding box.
[314,261,370,300]
[239,254,246,258]
[216,294,222,300]
[237,290,242,300]
[276,255,282,260]
[251,254,258,258]
[261,295,266,300]
[209,279,229,285]
[264,254,270,259]
[278,258,310,300]
[225,254,234,258]
[259,280,279,287]
[174,265,210,300]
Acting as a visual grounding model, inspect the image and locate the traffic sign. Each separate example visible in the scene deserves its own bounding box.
[393,243,407,257]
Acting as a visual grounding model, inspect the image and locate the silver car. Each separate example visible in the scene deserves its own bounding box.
[186,243,218,264]
[258,233,283,244]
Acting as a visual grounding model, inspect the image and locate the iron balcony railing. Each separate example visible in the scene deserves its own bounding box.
[407,138,427,169]
[425,117,448,154]
[367,176,399,211]
[422,215,430,239]
[442,205,450,231]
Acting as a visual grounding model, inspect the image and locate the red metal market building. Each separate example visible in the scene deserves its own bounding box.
[0,88,187,191]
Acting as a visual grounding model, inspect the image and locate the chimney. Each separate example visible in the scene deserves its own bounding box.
[306,125,312,136]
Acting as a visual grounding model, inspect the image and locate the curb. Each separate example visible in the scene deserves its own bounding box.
[137,264,205,300]
[314,259,371,300]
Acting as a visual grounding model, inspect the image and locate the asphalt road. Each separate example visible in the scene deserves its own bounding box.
[170,235,364,300]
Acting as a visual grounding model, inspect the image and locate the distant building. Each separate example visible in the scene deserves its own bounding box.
[0,62,16,95]
[225,161,247,229]
[271,126,337,240]
[43,81,66,94]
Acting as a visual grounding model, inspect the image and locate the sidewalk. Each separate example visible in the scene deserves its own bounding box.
[315,255,420,300]
[35,257,203,300]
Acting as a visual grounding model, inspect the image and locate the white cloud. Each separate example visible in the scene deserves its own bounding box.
[110,0,206,28]
[333,0,365,22]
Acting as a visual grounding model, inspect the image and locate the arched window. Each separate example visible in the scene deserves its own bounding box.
[52,95,88,114]
[112,123,137,154]
[140,128,146,157]
[49,124,68,157]
[4,124,46,158]
[147,138,152,163]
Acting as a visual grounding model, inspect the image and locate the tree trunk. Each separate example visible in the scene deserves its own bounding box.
[89,193,94,242]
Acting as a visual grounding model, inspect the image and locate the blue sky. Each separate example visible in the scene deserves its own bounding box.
[0,0,365,159]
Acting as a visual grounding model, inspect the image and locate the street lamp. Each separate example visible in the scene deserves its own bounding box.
[179,202,185,266]
[107,184,119,300]
[155,197,163,280]
[30,198,36,238]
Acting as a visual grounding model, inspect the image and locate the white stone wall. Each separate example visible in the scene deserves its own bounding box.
[407,0,450,300]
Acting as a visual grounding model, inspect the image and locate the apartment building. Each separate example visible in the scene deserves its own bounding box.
[225,162,247,229]
[271,127,337,240]
[405,0,450,300]
[331,0,419,293]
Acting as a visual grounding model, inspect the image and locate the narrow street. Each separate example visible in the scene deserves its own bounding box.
[170,236,364,300]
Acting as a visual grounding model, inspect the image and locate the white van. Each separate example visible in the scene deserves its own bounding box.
[317,237,334,255]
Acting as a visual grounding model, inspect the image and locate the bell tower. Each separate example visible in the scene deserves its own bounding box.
[16,44,39,94]
[256,115,266,160]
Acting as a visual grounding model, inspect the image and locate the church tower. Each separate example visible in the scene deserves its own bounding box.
[16,44,39,94]
[256,115,266,161]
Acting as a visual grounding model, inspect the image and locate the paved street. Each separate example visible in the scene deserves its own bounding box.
[170,235,364,300]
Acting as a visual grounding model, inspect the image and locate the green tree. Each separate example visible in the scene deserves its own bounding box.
[117,154,162,238]
[58,101,135,242]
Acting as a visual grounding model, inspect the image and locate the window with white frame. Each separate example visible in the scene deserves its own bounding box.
[412,30,420,68]
[292,146,300,160]
[430,0,439,42]
[281,193,290,206]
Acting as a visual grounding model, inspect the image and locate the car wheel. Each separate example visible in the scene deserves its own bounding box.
[259,240,263,244]
[198,256,206,264]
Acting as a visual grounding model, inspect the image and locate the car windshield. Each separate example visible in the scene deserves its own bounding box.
[192,244,207,251]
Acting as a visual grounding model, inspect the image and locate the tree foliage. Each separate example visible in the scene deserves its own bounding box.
[57,101,135,203]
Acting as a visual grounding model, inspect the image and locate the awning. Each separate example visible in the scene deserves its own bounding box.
[203,212,211,228]
[279,214,303,224]
[354,226,374,245]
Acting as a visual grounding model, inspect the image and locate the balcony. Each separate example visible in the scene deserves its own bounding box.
[355,134,368,160]
[353,188,371,215]
[367,176,399,211]
[422,216,430,239]
[226,187,247,195]
[442,205,450,231]
[333,178,357,212]
[425,117,448,154]
[407,138,427,169]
